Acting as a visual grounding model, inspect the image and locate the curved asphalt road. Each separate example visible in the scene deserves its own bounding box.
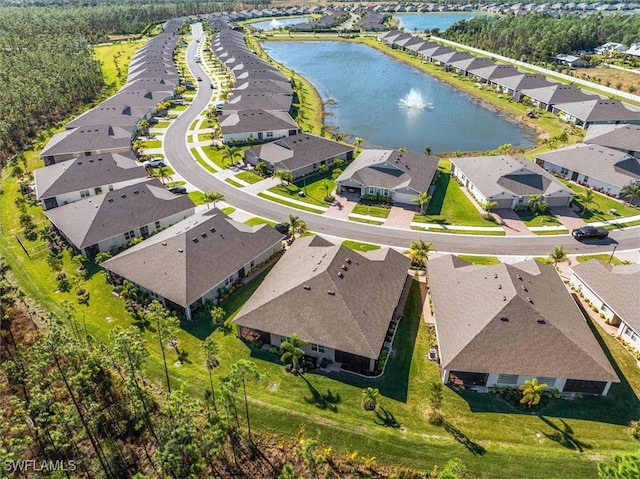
[164,24,640,255]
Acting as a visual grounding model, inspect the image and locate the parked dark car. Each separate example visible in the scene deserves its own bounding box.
[197,76,202,82]
[274,223,289,235]
[572,226,609,240]
[168,186,187,195]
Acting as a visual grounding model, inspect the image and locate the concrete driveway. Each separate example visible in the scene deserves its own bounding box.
[385,204,419,228]
[492,209,530,236]
[550,206,586,232]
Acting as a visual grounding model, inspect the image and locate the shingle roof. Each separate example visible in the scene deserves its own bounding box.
[536,143,640,187]
[337,149,438,193]
[492,73,553,92]
[469,64,521,81]
[40,125,132,157]
[102,209,283,307]
[245,134,353,173]
[222,91,292,113]
[35,152,147,199]
[44,179,194,249]
[234,235,410,359]
[571,260,640,332]
[554,99,640,123]
[584,124,640,153]
[427,255,619,382]
[452,155,573,199]
[66,100,152,130]
[519,84,596,106]
[219,109,298,134]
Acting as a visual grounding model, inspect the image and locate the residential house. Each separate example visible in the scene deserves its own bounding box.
[518,84,596,111]
[222,92,293,114]
[584,124,640,158]
[468,64,521,84]
[555,53,586,68]
[595,42,628,54]
[244,134,354,179]
[448,56,496,76]
[451,155,574,209]
[40,125,134,166]
[336,149,439,205]
[35,152,148,210]
[218,109,300,144]
[234,235,410,374]
[552,99,640,128]
[535,143,640,197]
[570,260,640,354]
[44,179,195,256]
[427,255,619,396]
[65,98,154,131]
[492,73,553,100]
[102,208,284,319]
[626,42,640,58]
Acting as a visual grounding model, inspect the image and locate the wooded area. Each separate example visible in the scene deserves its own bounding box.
[440,14,640,62]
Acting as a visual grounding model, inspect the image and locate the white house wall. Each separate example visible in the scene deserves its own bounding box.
[49,177,148,210]
[569,273,617,323]
[223,127,291,144]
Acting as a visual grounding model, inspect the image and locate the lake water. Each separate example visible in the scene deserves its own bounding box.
[262,41,533,154]
[251,17,312,30]
[394,12,487,32]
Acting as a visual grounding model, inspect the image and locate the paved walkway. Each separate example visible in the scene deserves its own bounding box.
[324,192,358,219]
[492,209,531,237]
[385,204,418,228]
[549,206,585,231]
[243,177,280,195]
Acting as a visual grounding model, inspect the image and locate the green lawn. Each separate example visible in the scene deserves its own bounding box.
[154,121,171,128]
[236,171,263,184]
[198,133,212,142]
[225,178,244,188]
[533,229,569,236]
[257,192,323,214]
[411,225,507,236]
[576,254,630,266]
[457,255,501,265]
[351,203,391,219]
[564,182,640,222]
[267,174,335,208]
[342,240,381,252]
[93,40,146,89]
[188,190,205,205]
[244,217,276,226]
[221,206,236,215]
[202,146,231,169]
[189,120,199,131]
[516,211,561,227]
[190,147,217,174]
[142,139,162,149]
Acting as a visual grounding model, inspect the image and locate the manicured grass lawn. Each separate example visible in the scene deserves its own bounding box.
[202,146,230,169]
[533,229,569,236]
[165,180,186,187]
[188,191,205,205]
[352,203,391,219]
[189,120,199,131]
[419,163,500,228]
[516,211,561,227]
[172,104,188,112]
[342,240,381,252]
[190,147,217,173]
[563,182,640,222]
[225,178,244,188]
[93,40,146,89]
[267,174,335,208]
[142,139,162,149]
[197,133,212,142]
[411,225,506,236]
[236,171,263,184]
[221,206,236,215]
[154,121,171,128]
[576,254,630,266]
[258,192,323,213]
[457,255,501,265]
[244,217,276,226]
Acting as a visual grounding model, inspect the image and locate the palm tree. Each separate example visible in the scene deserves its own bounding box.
[528,194,548,215]
[408,239,433,270]
[274,169,293,187]
[280,334,307,372]
[620,183,640,206]
[138,119,150,137]
[202,335,219,413]
[361,387,380,411]
[424,144,431,156]
[203,191,225,209]
[483,200,498,213]
[577,188,596,215]
[287,215,307,238]
[549,245,567,267]
[221,146,243,167]
[353,137,364,152]
[519,378,547,408]
[411,191,431,215]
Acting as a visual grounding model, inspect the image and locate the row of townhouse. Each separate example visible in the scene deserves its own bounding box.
[379,30,640,129]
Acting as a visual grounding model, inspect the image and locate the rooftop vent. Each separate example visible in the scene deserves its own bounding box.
[527,297,533,304]
[500,316,509,322]
[341,265,348,271]
[502,295,507,301]
[133,190,139,195]
[108,198,114,203]
[337,272,344,278]
[516,274,522,280]
[201,232,207,238]
[536,318,546,324]
[327,290,335,295]
[498,284,502,289]
[521,285,528,291]
[345,258,351,264]
[209,227,216,233]
[121,194,127,199]
[178,248,183,253]
[161,242,167,246]
[303,285,311,290]
[494,273,498,278]
[192,237,198,243]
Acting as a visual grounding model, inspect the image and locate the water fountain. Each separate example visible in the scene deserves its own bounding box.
[269,19,283,29]
[398,88,432,110]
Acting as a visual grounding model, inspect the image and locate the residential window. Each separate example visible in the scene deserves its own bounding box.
[266,131,274,138]
[537,377,556,388]
[124,230,135,241]
[560,167,569,175]
[94,187,103,195]
[280,336,291,344]
[155,221,161,229]
[497,374,518,385]
[80,189,90,198]
[108,185,114,192]
[310,343,325,354]
[583,176,589,182]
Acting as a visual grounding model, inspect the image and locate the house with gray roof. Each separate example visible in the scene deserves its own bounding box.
[451,155,574,210]
[584,124,640,158]
[570,260,640,354]
[428,255,619,396]
[222,91,293,114]
[492,73,553,100]
[44,179,194,256]
[536,143,640,197]
[102,208,284,319]
[218,109,300,144]
[234,235,410,374]
[468,64,521,84]
[552,99,640,129]
[244,134,354,179]
[65,98,153,131]
[555,53,585,68]
[448,56,496,76]
[35,152,148,210]
[336,149,439,205]
[40,125,134,166]
[518,84,596,111]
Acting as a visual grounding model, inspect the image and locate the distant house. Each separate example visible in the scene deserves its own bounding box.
[492,73,553,100]
[518,84,596,111]
[102,209,284,319]
[218,109,300,144]
[428,255,619,396]
[584,124,640,158]
[626,42,640,58]
[468,64,521,84]
[221,92,293,114]
[535,143,640,197]
[40,125,134,166]
[44,179,195,256]
[448,56,496,77]
[35,152,148,210]
[336,149,439,205]
[594,42,628,54]
[244,134,354,179]
[234,235,410,374]
[552,99,640,129]
[451,155,574,210]
[570,260,640,354]
[555,53,586,68]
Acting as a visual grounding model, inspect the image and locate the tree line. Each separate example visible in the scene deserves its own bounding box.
[439,13,640,63]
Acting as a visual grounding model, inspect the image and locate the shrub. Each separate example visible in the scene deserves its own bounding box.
[427,408,444,426]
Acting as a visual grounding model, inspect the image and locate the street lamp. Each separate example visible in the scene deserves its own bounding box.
[302,173,307,195]
[609,244,618,263]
